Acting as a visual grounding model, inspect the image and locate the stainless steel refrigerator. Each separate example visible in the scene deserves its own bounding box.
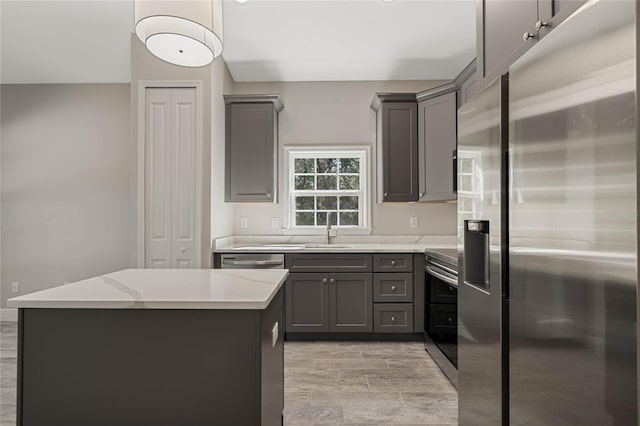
[457,1,637,424]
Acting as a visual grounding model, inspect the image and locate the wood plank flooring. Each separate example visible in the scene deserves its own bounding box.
[0,322,458,425]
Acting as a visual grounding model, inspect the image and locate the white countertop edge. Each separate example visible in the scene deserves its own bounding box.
[7,269,288,310]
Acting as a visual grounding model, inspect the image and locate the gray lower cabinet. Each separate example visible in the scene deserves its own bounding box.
[285,273,328,332]
[328,273,372,332]
[418,92,457,202]
[224,95,283,202]
[374,303,414,333]
[370,94,419,203]
[285,272,372,333]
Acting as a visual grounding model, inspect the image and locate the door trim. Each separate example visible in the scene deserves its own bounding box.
[136,80,204,268]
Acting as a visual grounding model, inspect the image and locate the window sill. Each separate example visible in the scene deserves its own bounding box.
[282,227,372,236]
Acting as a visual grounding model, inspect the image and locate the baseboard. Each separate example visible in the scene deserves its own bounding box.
[0,308,18,322]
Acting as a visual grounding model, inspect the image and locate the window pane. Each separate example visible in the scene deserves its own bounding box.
[339,175,359,190]
[317,196,337,210]
[295,175,315,190]
[340,158,359,173]
[339,212,359,226]
[316,158,338,173]
[317,175,337,190]
[295,158,315,174]
[295,196,315,210]
[296,212,315,226]
[316,211,337,226]
[339,196,359,210]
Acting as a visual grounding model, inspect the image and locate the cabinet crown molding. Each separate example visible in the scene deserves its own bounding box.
[370,93,417,111]
[223,94,284,112]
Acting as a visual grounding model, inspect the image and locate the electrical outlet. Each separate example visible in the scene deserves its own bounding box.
[271,217,279,229]
[410,216,418,228]
[11,282,19,293]
[240,217,248,228]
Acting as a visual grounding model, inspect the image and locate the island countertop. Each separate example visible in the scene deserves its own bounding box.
[7,268,289,310]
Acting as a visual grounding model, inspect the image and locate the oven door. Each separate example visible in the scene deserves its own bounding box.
[425,260,458,371]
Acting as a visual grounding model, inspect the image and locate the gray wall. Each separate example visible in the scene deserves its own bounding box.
[231,80,458,236]
[1,84,131,308]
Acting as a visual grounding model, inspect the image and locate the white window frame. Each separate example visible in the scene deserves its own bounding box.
[283,146,371,235]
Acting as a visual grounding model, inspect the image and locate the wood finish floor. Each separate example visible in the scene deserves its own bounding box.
[0,322,457,425]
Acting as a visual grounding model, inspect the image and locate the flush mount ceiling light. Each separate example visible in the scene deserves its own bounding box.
[135,0,223,67]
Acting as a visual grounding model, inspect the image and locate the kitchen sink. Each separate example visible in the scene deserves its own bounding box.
[304,244,354,248]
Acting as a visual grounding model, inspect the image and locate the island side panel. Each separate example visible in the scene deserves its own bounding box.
[260,287,284,426]
[19,308,261,426]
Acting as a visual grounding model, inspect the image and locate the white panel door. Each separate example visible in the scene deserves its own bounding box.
[145,87,198,269]
[171,88,197,269]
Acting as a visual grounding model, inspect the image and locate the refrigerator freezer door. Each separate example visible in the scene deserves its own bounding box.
[509,1,637,425]
[457,75,509,426]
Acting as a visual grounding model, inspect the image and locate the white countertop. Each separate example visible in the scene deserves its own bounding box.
[7,269,288,310]
[214,243,448,253]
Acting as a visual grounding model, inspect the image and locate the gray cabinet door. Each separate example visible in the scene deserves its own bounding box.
[459,71,478,107]
[285,273,328,332]
[225,103,276,202]
[418,92,457,201]
[478,0,538,84]
[379,102,419,202]
[537,0,586,40]
[328,273,372,332]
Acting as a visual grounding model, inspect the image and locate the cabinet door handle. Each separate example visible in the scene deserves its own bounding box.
[447,317,453,323]
[419,192,424,197]
[322,278,328,283]
[391,285,397,292]
[266,192,272,198]
[523,32,535,41]
[535,20,548,31]
[384,192,388,197]
[329,278,335,284]
[452,149,457,193]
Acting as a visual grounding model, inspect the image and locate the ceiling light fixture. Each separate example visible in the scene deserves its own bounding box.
[235,0,249,4]
[135,0,223,68]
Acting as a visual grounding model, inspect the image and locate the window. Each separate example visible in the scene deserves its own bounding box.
[286,148,369,230]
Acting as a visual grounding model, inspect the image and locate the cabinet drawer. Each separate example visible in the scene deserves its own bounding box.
[429,278,457,304]
[285,254,372,273]
[428,304,457,334]
[373,273,413,303]
[373,254,413,272]
[373,303,413,333]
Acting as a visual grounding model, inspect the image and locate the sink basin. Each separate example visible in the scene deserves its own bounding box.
[304,244,354,249]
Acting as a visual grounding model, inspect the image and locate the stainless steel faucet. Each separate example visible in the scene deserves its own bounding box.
[325,212,337,244]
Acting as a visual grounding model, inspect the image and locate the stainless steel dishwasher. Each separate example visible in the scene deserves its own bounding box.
[220,253,285,269]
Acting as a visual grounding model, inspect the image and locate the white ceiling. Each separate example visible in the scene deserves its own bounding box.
[0,0,476,84]
[223,0,476,82]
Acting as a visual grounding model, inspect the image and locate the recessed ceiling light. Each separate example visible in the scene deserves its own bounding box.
[235,0,248,4]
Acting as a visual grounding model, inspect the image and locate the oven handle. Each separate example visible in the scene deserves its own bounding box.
[426,261,457,275]
[426,265,458,287]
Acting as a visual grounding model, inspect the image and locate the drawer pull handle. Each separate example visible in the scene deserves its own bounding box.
[447,317,453,323]
[330,278,335,284]
[391,316,397,322]
[391,285,397,292]
[449,286,454,292]
[391,261,397,266]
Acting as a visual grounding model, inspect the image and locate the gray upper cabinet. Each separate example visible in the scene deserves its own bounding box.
[371,94,419,203]
[455,59,478,107]
[224,95,283,202]
[418,91,457,202]
[477,0,586,90]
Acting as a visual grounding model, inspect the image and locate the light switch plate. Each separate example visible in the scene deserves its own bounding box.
[271,217,279,229]
[410,216,418,228]
[240,217,248,228]
[272,322,279,347]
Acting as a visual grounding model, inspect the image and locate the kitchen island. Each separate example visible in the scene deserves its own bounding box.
[7,268,288,426]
